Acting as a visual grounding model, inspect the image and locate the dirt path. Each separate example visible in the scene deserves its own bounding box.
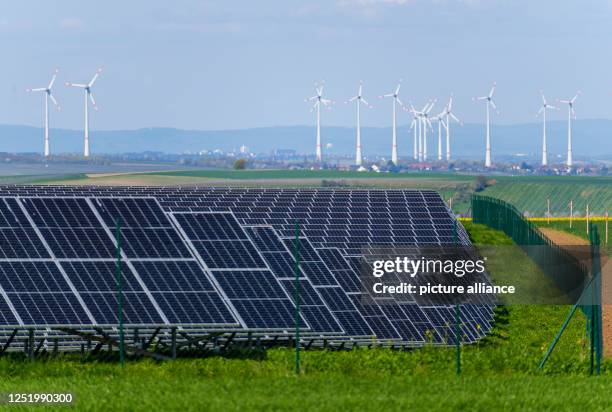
[540,228,612,357]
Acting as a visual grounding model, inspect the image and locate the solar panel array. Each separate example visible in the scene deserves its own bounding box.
[0,186,495,350]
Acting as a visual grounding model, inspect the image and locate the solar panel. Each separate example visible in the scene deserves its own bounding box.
[0,187,493,348]
[171,212,307,331]
[244,226,344,335]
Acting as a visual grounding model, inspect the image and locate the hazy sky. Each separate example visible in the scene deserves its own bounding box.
[2,1,612,130]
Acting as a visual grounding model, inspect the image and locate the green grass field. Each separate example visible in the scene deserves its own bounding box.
[0,223,606,411]
[32,169,611,218]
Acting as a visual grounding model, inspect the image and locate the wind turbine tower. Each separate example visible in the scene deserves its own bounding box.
[346,82,372,166]
[441,95,462,161]
[558,92,580,168]
[473,83,498,168]
[421,100,435,161]
[537,92,557,167]
[26,69,61,157]
[380,81,403,165]
[432,112,446,161]
[306,82,333,162]
[65,68,103,157]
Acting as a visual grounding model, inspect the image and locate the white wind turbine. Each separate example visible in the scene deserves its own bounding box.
[409,113,418,160]
[558,92,580,168]
[440,95,462,161]
[408,100,433,162]
[536,91,558,167]
[432,111,446,161]
[473,82,498,168]
[306,82,333,162]
[420,100,435,161]
[380,81,403,165]
[26,69,61,157]
[346,82,372,166]
[65,68,103,157]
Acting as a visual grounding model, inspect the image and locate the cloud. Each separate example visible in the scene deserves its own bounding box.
[59,18,85,30]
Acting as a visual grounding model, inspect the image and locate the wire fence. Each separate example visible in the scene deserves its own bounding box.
[472,194,603,372]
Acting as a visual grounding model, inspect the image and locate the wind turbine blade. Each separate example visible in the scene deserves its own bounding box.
[66,82,87,88]
[360,98,369,106]
[571,107,576,118]
[48,71,58,89]
[536,106,544,116]
[447,96,453,111]
[348,96,358,102]
[395,83,401,95]
[49,94,59,106]
[548,104,558,110]
[396,97,403,107]
[88,68,103,87]
[382,93,394,98]
[358,84,362,97]
[475,96,487,101]
[489,100,497,110]
[571,92,580,104]
[488,82,496,98]
[89,92,97,109]
[450,113,461,124]
[27,87,46,92]
[425,100,436,113]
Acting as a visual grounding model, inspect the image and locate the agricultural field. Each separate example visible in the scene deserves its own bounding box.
[0,223,608,411]
[482,176,612,217]
[30,170,612,218]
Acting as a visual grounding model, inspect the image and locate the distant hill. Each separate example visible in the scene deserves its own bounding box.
[0,120,610,160]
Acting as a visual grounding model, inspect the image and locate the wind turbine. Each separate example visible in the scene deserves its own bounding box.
[432,112,446,161]
[380,81,403,165]
[346,82,372,166]
[536,91,558,167]
[420,100,435,161]
[65,68,102,157]
[441,95,462,161]
[473,82,498,168]
[26,69,61,157]
[558,92,580,168]
[306,82,333,162]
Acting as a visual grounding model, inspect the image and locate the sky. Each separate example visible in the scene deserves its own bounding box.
[2,0,612,131]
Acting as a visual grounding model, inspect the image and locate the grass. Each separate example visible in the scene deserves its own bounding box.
[33,169,611,218]
[0,223,606,411]
[481,176,612,216]
[148,169,475,181]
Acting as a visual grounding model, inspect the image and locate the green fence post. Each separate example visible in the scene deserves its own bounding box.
[453,219,461,376]
[293,220,301,375]
[115,218,126,367]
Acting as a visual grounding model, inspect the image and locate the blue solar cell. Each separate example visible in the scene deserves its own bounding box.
[0,262,70,293]
[151,292,237,325]
[193,240,267,269]
[213,270,287,300]
[80,292,163,325]
[94,198,171,228]
[62,261,142,292]
[11,293,90,326]
[0,228,50,259]
[132,261,215,292]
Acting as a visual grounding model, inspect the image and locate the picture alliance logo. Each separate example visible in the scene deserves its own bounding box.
[371,256,487,278]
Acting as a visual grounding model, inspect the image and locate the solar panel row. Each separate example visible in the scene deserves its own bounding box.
[0,186,494,348]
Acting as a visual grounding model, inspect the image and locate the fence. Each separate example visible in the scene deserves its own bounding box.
[472,194,603,372]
